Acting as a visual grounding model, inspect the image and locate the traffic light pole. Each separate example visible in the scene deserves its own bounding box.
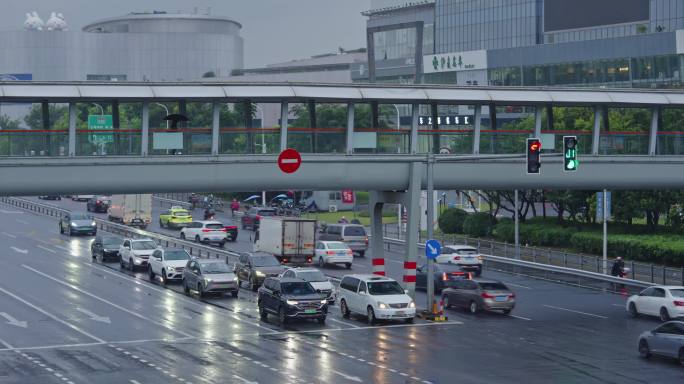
[602,189,608,274]
[514,189,520,260]
[426,154,436,312]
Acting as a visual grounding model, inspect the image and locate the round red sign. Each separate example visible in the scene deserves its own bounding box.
[277,148,302,174]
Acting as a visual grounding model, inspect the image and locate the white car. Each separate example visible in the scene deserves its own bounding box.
[180,221,227,247]
[148,248,191,284]
[315,241,353,269]
[627,286,684,321]
[119,238,159,271]
[72,194,95,201]
[338,274,416,324]
[436,245,483,276]
[280,267,336,305]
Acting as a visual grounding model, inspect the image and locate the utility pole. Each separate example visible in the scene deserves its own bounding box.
[603,189,608,274]
[426,154,436,310]
[514,189,520,259]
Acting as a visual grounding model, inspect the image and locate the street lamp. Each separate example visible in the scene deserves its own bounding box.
[154,103,169,129]
[254,104,267,207]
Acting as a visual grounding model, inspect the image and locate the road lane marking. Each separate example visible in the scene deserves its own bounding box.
[232,374,258,384]
[16,219,29,225]
[0,284,105,343]
[2,232,16,238]
[37,245,57,253]
[21,264,194,338]
[130,380,142,384]
[509,314,532,321]
[504,282,531,289]
[0,312,28,328]
[76,307,111,323]
[543,305,608,319]
[328,318,361,328]
[612,304,625,308]
[10,246,27,254]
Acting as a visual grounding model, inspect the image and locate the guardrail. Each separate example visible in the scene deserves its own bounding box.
[382,225,684,286]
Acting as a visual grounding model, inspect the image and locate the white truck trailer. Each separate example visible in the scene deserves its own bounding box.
[255,217,317,264]
[107,194,152,229]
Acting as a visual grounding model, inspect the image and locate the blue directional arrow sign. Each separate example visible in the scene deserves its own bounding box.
[425,239,441,260]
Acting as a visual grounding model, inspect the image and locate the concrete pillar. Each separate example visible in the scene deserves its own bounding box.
[280,102,289,151]
[211,102,220,155]
[403,161,422,298]
[369,192,386,276]
[410,103,419,154]
[534,106,543,138]
[649,106,659,156]
[308,100,317,153]
[592,106,601,156]
[244,100,254,154]
[141,102,149,157]
[68,102,76,157]
[112,100,120,154]
[472,105,482,154]
[431,103,439,153]
[346,102,354,155]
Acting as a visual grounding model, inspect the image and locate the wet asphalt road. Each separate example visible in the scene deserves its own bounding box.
[0,197,682,384]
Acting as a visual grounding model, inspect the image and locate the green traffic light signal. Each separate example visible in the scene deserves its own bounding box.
[563,136,578,172]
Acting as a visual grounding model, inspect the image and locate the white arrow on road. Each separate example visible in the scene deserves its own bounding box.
[10,247,28,254]
[0,312,27,328]
[76,308,111,324]
[232,375,258,384]
[331,370,363,383]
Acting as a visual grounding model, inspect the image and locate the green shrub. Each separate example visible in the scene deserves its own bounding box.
[463,213,495,237]
[492,219,514,242]
[438,208,468,234]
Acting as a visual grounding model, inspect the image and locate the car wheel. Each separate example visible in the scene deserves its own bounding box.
[119,256,125,269]
[318,257,325,268]
[250,275,258,292]
[628,302,639,317]
[660,307,671,322]
[180,232,186,240]
[469,301,479,314]
[259,303,268,320]
[317,316,326,325]
[345,263,352,270]
[231,290,238,298]
[442,295,450,309]
[502,309,512,315]
[405,317,414,324]
[679,349,684,366]
[219,242,225,248]
[59,224,63,234]
[128,258,134,271]
[278,306,288,324]
[68,227,73,236]
[475,268,482,277]
[159,219,164,228]
[198,283,205,298]
[195,235,200,243]
[639,339,651,359]
[358,251,365,258]
[183,279,190,295]
[367,306,376,325]
[148,266,155,280]
[160,269,167,285]
[340,299,350,319]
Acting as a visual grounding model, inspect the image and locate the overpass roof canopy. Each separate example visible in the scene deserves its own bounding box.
[0,81,680,107]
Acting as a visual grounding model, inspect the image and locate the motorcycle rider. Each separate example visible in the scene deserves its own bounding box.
[611,257,626,277]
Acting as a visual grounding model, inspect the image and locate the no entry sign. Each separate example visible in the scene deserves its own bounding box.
[277,148,302,174]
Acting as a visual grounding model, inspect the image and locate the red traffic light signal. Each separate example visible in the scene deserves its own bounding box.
[527,138,542,174]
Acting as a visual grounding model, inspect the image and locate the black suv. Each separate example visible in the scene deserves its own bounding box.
[86,196,111,213]
[257,277,328,324]
[234,252,286,291]
[91,234,123,262]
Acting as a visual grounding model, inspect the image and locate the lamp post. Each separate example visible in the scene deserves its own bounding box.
[392,104,401,154]
[154,103,169,129]
[254,104,266,207]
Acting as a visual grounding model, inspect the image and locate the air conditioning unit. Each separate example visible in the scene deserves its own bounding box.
[328,204,338,213]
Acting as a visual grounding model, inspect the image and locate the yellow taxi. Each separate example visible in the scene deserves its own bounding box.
[159,206,193,229]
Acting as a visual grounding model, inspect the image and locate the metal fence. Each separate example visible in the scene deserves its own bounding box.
[381,224,684,286]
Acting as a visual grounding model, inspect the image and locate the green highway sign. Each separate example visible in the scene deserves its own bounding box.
[88,115,113,144]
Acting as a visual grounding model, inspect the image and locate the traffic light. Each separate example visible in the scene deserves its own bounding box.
[526,138,542,174]
[563,136,578,172]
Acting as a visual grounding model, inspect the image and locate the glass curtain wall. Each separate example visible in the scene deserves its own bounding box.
[599,107,651,155]
[480,105,534,154]
[75,102,142,156]
[0,102,68,157]
[657,108,684,155]
[541,107,594,154]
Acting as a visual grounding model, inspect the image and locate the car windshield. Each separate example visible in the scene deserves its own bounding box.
[164,250,190,261]
[132,241,157,250]
[281,282,315,295]
[173,211,189,217]
[479,282,508,291]
[71,213,90,220]
[252,256,280,267]
[297,271,327,282]
[259,210,276,216]
[327,242,348,250]
[368,281,405,295]
[344,226,366,236]
[102,238,121,247]
[455,248,478,255]
[202,262,231,274]
[670,289,684,298]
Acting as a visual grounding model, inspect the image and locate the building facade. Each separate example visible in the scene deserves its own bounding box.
[0,11,243,81]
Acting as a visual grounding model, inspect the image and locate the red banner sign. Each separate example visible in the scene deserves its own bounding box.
[342,190,354,204]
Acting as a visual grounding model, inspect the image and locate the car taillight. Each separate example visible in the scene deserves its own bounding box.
[282,258,289,263]
[509,293,516,299]
[442,272,448,281]
[477,255,484,261]
[674,300,684,306]
[346,250,353,255]
[202,229,211,232]
[256,215,261,220]
[326,251,335,255]
[96,200,101,204]
[453,256,461,261]
[452,272,464,276]
[481,292,495,299]
[365,237,369,245]
[225,226,237,230]
[307,256,312,263]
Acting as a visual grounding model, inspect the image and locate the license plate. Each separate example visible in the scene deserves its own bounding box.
[495,296,507,302]
[395,311,405,315]
[304,309,317,314]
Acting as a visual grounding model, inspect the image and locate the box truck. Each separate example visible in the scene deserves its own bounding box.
[107,194,152,229]
[255,217,316,264]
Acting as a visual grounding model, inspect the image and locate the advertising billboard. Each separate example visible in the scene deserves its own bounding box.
[544,0,649,32]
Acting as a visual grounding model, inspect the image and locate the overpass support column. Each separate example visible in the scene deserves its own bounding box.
[534,106,543,138]
[649,106,660,156]
[472,105,482,154]
[346,103,354,155]
[592,106,602,155]
[141,102,149,157]
[280,102,289,151]
[369,193,386,276]
[410,103,419,154]
[403,161,422,298]
[211,102,220,156]
[68,102,76,157]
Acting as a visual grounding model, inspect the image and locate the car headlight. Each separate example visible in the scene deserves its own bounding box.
[204,277,212,283]
[286,300,299,306]
[233,276,238,281]
[378,302,388,309]
[167,267,175,272]
[255,271,265,277]
[91,221,97,226]
[70,222,77,227]
[408,301,415,308]
[320,300,327,304]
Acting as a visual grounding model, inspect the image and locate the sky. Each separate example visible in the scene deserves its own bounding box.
[0,0,371,67]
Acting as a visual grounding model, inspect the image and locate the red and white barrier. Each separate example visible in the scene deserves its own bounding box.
[372,258,385,276]
[403,261,417,291]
